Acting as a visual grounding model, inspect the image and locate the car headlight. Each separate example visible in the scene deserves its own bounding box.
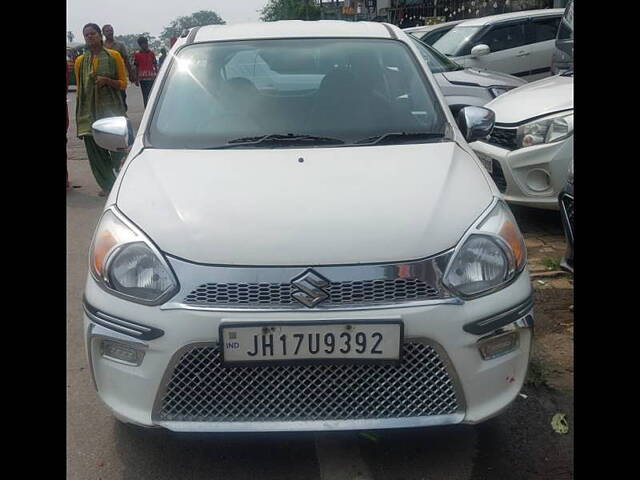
[488,85,516,98]
[517,111,573,148]
[89,208,178,305]
[444,200,526,298]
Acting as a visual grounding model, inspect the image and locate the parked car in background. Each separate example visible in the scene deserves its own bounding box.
[558,159,573,272]
[404,20,464,45]
[84,21,533,434]
[432,9,564,81]
[470,71,573,210]
[551,0,574,75]
[408,36,526,115]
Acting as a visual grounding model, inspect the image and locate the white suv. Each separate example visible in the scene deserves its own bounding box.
[432,9,564,81]
[84,21,533,433]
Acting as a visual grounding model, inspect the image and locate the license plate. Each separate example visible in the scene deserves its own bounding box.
[220,321,403,366]
[477,152,493,173]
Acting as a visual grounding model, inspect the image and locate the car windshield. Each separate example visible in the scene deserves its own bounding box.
[432,26,483,57]
[408,36,463,73]
[148,38,448,149]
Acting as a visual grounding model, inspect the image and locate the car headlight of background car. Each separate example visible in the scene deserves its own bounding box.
[517,111,574,149]
[89,208,179,305]
[488,85,517,98]
[444,200,526,298]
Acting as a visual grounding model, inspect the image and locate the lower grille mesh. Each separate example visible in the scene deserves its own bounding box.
[157,342,460,422]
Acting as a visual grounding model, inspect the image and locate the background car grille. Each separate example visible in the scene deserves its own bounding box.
[156,342,460,422]
[184,279,441,308]
[560,192,574,241]
[490,160,507,193]
[561,194,574,225]
[487,127,518,150]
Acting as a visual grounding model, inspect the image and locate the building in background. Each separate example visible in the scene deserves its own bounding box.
[316,0,565,26]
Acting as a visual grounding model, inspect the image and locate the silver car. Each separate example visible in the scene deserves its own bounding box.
[408,36,526,115]
[404,20,464,45]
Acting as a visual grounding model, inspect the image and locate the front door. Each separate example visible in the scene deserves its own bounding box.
[525,15,563,81]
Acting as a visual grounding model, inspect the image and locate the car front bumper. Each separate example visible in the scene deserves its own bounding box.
[83,269,533,432]
[471,136,573,210]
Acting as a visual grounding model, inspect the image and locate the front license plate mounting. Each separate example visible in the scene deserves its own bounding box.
[219,320,403,367]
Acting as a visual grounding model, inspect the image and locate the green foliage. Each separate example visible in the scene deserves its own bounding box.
[160,10,226,41]
[260,0,321,22]
[541,258,562,271]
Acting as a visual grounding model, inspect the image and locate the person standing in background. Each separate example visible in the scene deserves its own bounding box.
[74,23,128,196]
[158,47,167,68]
[66,58,70,190]
[102,24,134,111]
[133,36,158,107]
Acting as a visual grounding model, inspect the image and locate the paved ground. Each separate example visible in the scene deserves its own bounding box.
[67,86,573,479]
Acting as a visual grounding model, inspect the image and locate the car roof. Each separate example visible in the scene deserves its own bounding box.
[403,20,463,34]
[452,8,564,27]
[193,20,394,43]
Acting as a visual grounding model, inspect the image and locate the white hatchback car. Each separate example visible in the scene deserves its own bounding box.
[471,72,574,210]
[84,21,533,433]
[432,9,564,81]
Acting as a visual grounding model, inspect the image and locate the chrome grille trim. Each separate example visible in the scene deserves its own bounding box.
[152,338,465,428]
[162,250,458,311]
[184,279,440,307]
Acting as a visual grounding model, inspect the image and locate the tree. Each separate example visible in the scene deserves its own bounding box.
[67,31,74,43]
[115,32,153,53]
[260,0,321,22]
[160,10,226,41]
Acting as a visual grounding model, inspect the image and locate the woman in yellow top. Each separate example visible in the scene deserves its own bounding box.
[74,23,127,196]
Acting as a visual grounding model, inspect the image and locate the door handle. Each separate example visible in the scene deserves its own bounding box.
[516,51,530,57]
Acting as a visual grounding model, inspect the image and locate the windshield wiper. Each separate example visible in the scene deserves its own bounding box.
[560,70,574,77]
[354,132,446,146]
[213,133,345,149]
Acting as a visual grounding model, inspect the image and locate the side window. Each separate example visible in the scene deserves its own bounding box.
[477,22,525,53]
[421,29,448,46]
[526,17,562,44]
[558,1,574,40]
[557,21,573,40]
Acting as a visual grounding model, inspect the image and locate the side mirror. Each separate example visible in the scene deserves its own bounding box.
[91,117,133,152]
[470,44,490,57]
[456,106,495,143]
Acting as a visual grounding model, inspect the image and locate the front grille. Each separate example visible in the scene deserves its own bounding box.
[156,342,460,422]
[487,127,518,150]
[184,279,440,308]
[490,159,507,193]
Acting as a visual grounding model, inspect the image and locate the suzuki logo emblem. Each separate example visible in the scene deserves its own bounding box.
[291,269,330,308]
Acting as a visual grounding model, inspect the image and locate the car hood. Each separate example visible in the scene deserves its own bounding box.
[485,74,574,124]
[440,68,526,88]
[116,143,493,265]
